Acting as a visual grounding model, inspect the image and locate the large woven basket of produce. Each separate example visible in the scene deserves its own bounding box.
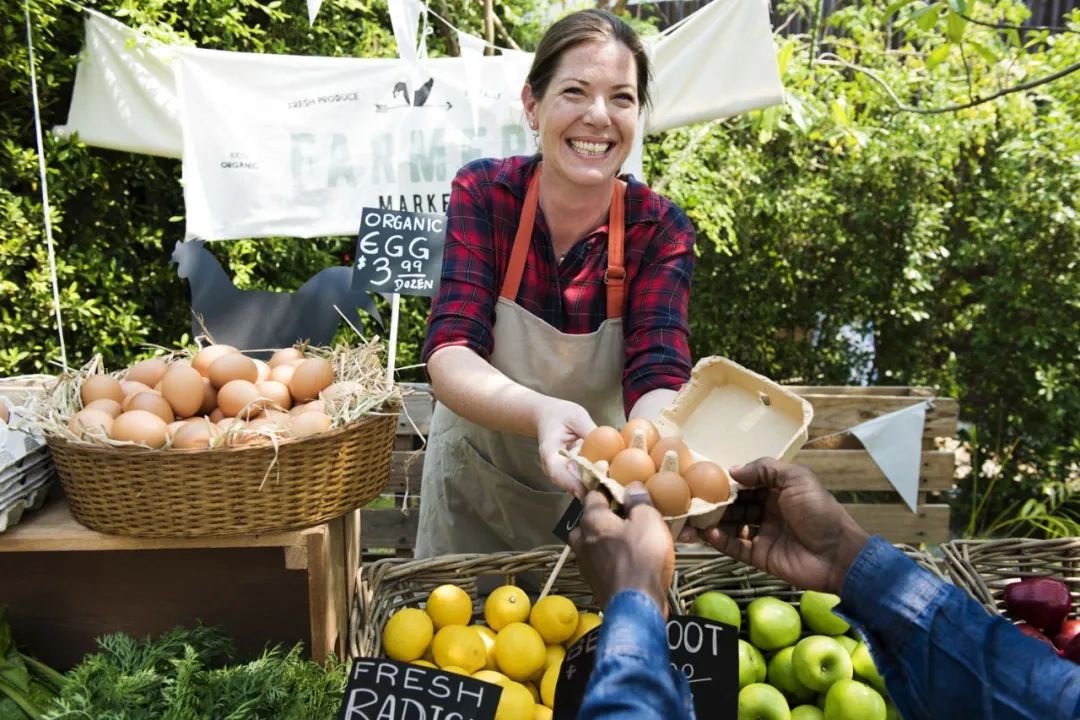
[673,546,946,717]
[941,538,1080,658]
[32,340,400,537]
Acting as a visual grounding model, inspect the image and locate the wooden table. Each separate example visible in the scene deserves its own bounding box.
[0,492,358,667]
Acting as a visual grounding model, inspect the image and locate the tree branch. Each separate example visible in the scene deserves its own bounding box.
[815,52,1080,114]
[492,9,520,51]
[956,11,1077,35]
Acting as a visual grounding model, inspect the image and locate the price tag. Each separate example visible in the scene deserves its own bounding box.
[552,615,737,719]
[339,658,501,720]
[551,498,584,544]
[351,208,446,296]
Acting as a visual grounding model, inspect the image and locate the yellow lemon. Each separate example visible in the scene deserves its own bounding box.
[422,646,435,663]
[495,681,536,720]
[432,625,486,673]
[534,706,553,720]
[474,624,499,670]
[412,659,437,668]
[427,584,473,629]
[529,595,579,644]
[485,585,531,631]
[441,665,470,675]
[473,669,512,687]
[545,644,565,670]
[566,612,603,647]
[495,622,547,682]
[525,681,541,703]
[540,661,560,708]
[382,607,434,662]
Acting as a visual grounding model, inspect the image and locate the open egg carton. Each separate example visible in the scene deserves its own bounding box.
[564,357,813,537]
[0,394,57,532]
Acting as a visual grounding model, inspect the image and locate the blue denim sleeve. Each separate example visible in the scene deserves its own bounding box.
[839,536,1080,720]
[577,590,695,720]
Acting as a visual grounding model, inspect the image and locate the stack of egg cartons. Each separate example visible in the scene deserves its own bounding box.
[0,377,56,532]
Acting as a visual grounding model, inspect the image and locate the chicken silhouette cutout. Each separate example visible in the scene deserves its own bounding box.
[171,239,382,355]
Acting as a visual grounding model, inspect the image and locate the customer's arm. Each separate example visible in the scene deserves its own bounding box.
[704,459,1080,720]
[569,487,694,720]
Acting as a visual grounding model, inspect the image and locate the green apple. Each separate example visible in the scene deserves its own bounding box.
[748,597,802,651]
[738,682,791,720]
[791,706,825,720]
[831,635,858,655]
[767,646,816,704]
[692,591,741,630]
[823,679,886,720]
[884,698,901,720]
[851,642,886,693]
[791,635,853,694]
[800,591,850,635]
[739,638,768,688]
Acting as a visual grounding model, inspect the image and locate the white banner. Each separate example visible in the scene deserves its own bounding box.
[58,0,783,240]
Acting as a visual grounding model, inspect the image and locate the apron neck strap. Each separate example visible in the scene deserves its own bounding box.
[499,164,627,320]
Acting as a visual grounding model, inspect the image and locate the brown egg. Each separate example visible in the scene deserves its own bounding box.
[608,447,656,486]
[161,365,205,418]
[199,377,218,415]
[209,407,226,423]
[208,353,258,389]
[253,359,271,384]
[80,374,124,406]
[268,364,296,386]
[84,398,123,419]
[67,408,114,439]
[191,344,239,377]
[166,419,192,438]
[684,461,731,504]
[289,358,334,402]
[646,470,692,517]
[270,347,305,367]
[320,381,361,404]
[125,358,168,388]
[217,379,264,419]
[171,419,222,449]
[290,411,333,438]
[580,426,626,464]
[650,438,692,474]
[256,381,292,410]
[172,358,193,369]
[110,410,168,448]
[289,400,326,416]
[122,392,176,424]
[120,381,155,400]
[621,418,660,452]
[286,358,306,367]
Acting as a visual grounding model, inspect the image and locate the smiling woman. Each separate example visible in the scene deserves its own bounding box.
[416,10,697,558]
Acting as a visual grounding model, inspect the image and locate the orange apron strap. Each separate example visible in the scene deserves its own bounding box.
[499,167,542,302]
[605,180,627,320]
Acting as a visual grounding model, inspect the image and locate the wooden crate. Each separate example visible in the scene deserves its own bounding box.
[361,384,957,556]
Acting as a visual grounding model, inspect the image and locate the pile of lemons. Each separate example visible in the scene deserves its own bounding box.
[382,584,602,720]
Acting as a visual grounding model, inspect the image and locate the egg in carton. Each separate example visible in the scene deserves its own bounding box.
[564,356,813,538]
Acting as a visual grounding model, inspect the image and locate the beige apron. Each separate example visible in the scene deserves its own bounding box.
[415,167,628,558]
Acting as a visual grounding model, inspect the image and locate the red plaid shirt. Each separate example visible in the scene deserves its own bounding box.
[422,155,695,414]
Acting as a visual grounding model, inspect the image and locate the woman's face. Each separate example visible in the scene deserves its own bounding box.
[522,37,640,189]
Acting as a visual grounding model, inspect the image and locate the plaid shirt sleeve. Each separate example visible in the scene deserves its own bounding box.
[421,162,500,363]
[622,201,695,413]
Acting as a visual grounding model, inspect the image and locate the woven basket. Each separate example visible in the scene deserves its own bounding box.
[941,538,1080,617]
[674,545,947,628]
[352,545,613,658]
[45,403,399,537]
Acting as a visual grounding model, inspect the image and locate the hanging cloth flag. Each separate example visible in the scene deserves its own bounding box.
[848,400,932,513]
[307,0,323,26]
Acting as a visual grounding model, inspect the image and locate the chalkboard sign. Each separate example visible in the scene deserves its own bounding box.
[339,658,501,720]
[551,498,584,544]
[352,208,446,296]
[552,614,738,719]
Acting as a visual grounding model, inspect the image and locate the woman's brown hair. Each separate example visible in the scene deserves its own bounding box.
[526,9,651,110]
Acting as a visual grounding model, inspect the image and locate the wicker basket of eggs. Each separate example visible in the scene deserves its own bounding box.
[34,340,399,537]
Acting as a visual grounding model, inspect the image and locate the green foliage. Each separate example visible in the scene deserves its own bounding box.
[646,0,1080,538]
[42,625,347,719]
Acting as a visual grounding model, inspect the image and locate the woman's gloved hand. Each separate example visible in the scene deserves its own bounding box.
[535,397,596,498]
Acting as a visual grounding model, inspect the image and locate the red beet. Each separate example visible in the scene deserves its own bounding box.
[1065,633,1080,664]
[1054,619,1080,650]
[1015,622,1058,651]
[1004,577,1071,632]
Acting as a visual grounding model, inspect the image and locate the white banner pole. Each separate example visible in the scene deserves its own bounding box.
[386,293,401,390]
